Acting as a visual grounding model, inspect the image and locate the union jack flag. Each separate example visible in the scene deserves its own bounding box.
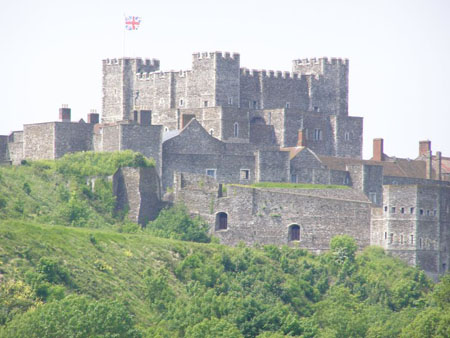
[125,16,141,30]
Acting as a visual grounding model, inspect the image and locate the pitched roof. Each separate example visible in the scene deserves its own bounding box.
[318,155,429,179]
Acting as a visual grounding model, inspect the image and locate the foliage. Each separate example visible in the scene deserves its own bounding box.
[0,295,142,337]
[146,204,211,243]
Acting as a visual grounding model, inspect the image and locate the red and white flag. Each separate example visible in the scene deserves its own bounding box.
[125,16,141,30]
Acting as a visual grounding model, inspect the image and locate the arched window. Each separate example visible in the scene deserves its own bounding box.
[215,212,228,230]
[288,224,300,241]
[209,129,214,136]
[234,122,239,137]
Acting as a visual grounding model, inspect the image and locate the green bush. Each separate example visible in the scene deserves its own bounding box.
[146,204,211,243]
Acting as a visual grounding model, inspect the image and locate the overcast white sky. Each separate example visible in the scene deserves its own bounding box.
[1,0,449,159]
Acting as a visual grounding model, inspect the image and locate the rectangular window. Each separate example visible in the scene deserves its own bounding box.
[179,99,184,106]
[401,207,405,214]
[420,209,424,215]
[384,232,387,240]
[314,129,322,141]
[240,169,250,180]
[344,132,350,141]
[291,174,298,183]
[206,169,216,179]
[253,101,258,109]
[384,206,388,212]
[410,207,415,214]
[426,210,430,216]
[369,192,377,204]
[204,101,208,107]
[228,97,233,105]
[391,207,396,213]
[285,102,290,109]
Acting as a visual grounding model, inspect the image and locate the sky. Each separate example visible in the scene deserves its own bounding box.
[1,0,449,159]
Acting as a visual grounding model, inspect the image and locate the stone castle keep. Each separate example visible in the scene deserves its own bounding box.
[1,51,450,278]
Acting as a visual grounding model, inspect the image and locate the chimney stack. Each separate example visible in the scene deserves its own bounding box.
[373,138,384,161]
[297,129,307,147]
[87,109,99,124]
[419,140,431,157]
[59,104,71,122]
[437,151,442,181]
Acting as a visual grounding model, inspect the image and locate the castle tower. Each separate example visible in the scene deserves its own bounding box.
[189,52,240,109]
[102,58,160,123]
[292,57,349,116]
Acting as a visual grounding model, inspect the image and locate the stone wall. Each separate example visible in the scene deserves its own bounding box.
[23,123,55,160]
[113,166,163,225]
[0,136,8,163]
[255,150,289,182]
[175,173,372,252]
[54,122,94,158]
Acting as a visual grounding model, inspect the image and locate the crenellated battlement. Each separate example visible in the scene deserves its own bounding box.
[103,57,160,68]
[192,51,240,62]
[240,68,308,80]
[293,57,349,66]
[135,69,190,81]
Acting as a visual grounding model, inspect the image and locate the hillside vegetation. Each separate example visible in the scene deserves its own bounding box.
[0,153,449,337]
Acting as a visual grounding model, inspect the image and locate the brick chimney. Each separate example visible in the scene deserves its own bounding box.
[437,151,442,181]
[87,113,99,124]
[297,129,307,147]
[372,138,384,161]
[59,104,71,122]
[419,140,431,157]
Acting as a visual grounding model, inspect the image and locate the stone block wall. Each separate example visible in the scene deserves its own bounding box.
[175,174,372,252]
[113,166,163,225]
[255,150,289,182]
[54,122,94,158]
[0,136,8,163]
[331,115,363,159]
[23,123,55,160]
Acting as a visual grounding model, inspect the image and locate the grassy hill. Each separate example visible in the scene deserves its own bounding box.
[0,153,449,337]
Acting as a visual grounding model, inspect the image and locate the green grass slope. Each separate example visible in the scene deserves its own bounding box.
[0,153,449,337]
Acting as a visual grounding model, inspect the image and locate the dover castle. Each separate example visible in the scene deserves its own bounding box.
[1,52,449,278]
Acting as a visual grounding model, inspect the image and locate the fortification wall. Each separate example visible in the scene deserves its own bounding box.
[113,166,163,225]
[119,124,163,177]
[331,115,363,159]
[292,168,349,186]
[292,57,349,116]
[215,53,240,108]
[54,122,94,158]
[0,136,8,163]
[101,125,121,152]
[255,150,289,182]
[438,187,450,274]
[176,178,371,251]
[23,123,55,160]
[347,164,383,206]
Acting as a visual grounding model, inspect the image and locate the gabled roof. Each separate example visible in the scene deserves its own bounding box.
[318,155,429,179]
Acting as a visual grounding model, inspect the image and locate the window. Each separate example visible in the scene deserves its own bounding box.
[314,129,322,141]
[384,232,387,240]
[391,207,396,213]
[209,129,214,136]
[234,122,239,137]
[344,132,350,141]
[401,207,405,214]
[384,206,388,212]
[291,174,298,183]
[304,128,309,140]
[164,127,169,132]
[313,106,320,112]
[285,102,290,109]
[419,238,423,248]
[240,169,250,180]
[288,224,300,241]
[228,97,233,105]
[410,207,415,214]
[426,210,430,216]
[216,212,228,230]
[253,101,258,109]
[204,101,208,107]
[206,169,216,179]
[411,235,414,244]
[369,192,377,204]
[389,233,393,244]
[420,209,424,215]
[179,99,184,106]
